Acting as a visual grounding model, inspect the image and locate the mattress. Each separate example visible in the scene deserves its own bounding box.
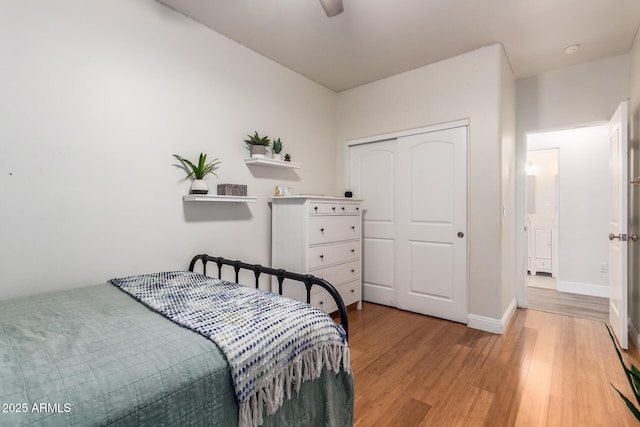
[0,284,353,426]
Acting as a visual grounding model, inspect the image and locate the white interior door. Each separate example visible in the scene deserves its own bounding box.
[349,140,397,306]
[609,101,629,349]
[395,126,468,323]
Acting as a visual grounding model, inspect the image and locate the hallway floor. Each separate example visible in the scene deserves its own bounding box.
[527,274,608,322]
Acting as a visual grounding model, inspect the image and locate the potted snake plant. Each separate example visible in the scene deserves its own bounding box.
[173,153,221,195]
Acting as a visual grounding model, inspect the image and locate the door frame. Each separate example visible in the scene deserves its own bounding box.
[518,122,614,310]
[344,119,470,148]
[345,119,470,317]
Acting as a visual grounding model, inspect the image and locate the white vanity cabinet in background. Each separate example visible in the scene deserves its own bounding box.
[271,196,363,314]
[528,225,557,277]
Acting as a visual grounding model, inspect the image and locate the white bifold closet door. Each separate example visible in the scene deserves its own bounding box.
[349,125,468,324]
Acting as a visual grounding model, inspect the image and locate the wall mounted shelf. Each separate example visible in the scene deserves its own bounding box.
[182,195,257,203]
[244,158,302,169]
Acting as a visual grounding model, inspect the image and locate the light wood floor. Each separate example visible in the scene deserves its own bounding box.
[527,287,609,322]
[348,302,640,426]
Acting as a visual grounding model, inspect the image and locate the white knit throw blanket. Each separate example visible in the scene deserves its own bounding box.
[109,271,351,427]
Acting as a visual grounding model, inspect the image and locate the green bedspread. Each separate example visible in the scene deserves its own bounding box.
[0,284,353,426]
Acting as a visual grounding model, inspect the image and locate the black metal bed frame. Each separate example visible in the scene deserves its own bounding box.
[188,254,349,339]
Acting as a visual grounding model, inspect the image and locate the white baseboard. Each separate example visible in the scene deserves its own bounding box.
[556,280,608,298]
[467,298,517,335]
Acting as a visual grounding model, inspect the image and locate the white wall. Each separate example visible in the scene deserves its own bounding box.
[0,0,337,300]
[336,44,515,322]
[500,48,517,316]
[528,126,610,293]
[517,55,630,132]
[515,54,630,305]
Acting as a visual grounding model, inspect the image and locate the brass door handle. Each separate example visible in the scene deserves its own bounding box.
[632,234,639,242]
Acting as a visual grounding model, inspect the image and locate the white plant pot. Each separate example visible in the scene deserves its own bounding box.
[272,153,283,161]
[250,145,267,158]
[190,179,208,195]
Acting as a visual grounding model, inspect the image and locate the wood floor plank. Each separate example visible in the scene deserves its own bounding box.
[349,303,640,426]
[514,359,552,427]
[547,316,577,427]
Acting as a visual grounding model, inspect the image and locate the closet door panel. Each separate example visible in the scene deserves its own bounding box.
[349,140,397,306]
[396,126,468,323]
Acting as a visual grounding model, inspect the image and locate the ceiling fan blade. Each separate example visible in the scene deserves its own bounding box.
[318,0,344,17]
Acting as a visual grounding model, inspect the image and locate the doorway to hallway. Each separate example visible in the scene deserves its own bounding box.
[525,125,610,321]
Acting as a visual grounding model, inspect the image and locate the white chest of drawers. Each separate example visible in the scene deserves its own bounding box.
[271,196,363,314]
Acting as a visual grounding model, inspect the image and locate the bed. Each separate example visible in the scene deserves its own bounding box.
[0,255,353,427]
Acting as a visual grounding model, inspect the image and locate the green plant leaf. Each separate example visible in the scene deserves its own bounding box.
[245,131,270,146]
[173,155,197,178]
[630,365,640,396]
[272,138,283,153]
[606,324,640,408]
[613,385,640,421]
[173,153,220,180]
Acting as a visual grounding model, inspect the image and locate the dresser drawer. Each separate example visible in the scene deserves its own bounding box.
[308,241,361,270]
[338,280,362,306]
[312,260,360,288]
[310,202,360,216]
[310,290,338,314]
[337,204,361,215]
[309,202,339,215]
[311,280,361,314]
[309,216,361,245]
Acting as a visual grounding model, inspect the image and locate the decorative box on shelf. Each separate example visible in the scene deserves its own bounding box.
[217,184,247,196]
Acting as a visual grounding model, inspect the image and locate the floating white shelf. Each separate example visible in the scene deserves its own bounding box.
[182,194,257,203]
[244,158,302,169]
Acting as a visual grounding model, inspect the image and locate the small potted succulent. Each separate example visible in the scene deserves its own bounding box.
[272,138,283,161]
[173,153,221,195]
[284,153,291,162]
[244,131,270,158]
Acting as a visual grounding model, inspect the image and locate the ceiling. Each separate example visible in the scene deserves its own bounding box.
[158,0,640,92]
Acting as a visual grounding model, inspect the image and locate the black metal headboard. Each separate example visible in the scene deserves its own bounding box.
[188,254,349,339]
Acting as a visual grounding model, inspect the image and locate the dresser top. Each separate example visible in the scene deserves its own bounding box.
[270,195,363,202]
[270,195,364,202]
